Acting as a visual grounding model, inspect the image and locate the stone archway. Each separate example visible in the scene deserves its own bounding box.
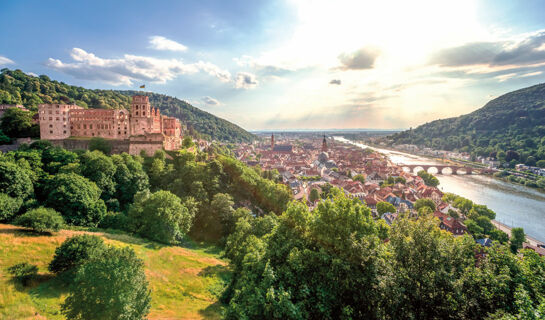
[427,167,438,174]
[413,166,425,174]
[441,167,453,175]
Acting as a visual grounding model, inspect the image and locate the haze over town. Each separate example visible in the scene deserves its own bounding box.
[2,0,545,130]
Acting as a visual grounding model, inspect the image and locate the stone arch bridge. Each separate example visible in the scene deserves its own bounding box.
[400,164,482,175]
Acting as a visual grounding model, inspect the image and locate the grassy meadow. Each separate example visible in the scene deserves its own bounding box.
[0,224,229,320]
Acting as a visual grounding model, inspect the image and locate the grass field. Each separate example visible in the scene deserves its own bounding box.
[0,224,229,320]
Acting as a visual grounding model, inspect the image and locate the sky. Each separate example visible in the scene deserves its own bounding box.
[2,0,545,131]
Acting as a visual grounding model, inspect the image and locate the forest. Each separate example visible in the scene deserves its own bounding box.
[0,68,255,142]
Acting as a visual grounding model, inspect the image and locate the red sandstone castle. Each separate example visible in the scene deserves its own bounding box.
[38,95,183,155]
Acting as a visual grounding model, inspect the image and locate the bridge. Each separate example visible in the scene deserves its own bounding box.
[399,164,492,175]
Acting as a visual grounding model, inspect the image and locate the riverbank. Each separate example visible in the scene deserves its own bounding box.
[491,220,544,247]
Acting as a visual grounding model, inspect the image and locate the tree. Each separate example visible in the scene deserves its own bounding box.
[0,107,37,138]
[49,234,106,274]
[128,190,194,244]
[0,161,33,199]
[45,173,106,226]
[536,160,545,168]
[414,198,436,212]
[182,136,194,148]
[510,227,526,253]
[89,137,112,155]
[377,201,396,215]
[309,188,320,203]
[417,170,439,187]
[353,174,365,183]
[61,247,151,320]
[14,207,64,233]
[0,193,22,222]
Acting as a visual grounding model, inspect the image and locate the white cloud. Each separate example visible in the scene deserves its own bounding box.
[0,56,14,65]
[235,72,258,89]
[149,36,188,52]
[202,96,221,106]
[46,48,232,86]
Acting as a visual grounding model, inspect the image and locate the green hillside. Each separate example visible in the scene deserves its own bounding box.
[389,83,545,167]
[0,224,227,320]
[0,69,254,142]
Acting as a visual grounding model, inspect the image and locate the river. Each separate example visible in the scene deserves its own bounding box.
[334,137,545,243]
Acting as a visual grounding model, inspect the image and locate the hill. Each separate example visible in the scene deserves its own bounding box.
[0,224,228,320]
[388,83,545,166]
[0,68,254,142]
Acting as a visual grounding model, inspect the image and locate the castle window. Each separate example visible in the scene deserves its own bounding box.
[49,130,53,134]
[49,124,53,128]
[63,131,66,134]
[56,117,59,121]
[118,131,121,135]
[143,112,146,116]
[90,124,93,129]
[49,117,53,121]
[136,111,139,116]
[84,124,87,129]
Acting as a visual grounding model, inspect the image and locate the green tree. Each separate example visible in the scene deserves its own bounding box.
[0,193,22,222]
[510,227,526,253]
[0,161,33,199]
[414,198,436,212]
[15,207,64,233]
[45,173,106,226]
[7,262,38,286]
[377,201,396,215]
[353,174,366,183]
[0,108,37,138]
[61,247,151,320]
[88,137,112,155]
[417,170,440,187]
[128,190,194,244]
[309,188,320,203]
[49,234,106,274]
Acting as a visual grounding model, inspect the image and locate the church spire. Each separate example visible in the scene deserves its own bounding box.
[322,134,328,152]
[271,133,275,150]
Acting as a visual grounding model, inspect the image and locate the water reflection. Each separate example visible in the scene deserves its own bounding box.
[334,136,545,242]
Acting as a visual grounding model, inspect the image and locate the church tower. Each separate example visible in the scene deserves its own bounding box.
[322,134,328,152]
[271,133,275,150]
[130,95,151,136]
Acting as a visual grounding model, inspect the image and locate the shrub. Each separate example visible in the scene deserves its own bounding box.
[98,211,129,230]
[0,193,22,222]
[49,234,106,274]
[61,247,151,320]
[7,262,38,286]
[15,207,64,233]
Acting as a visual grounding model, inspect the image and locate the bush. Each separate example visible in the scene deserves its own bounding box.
[0,193,22,222]
[49,234,106,274]
[7,262,38,286]
[98,211,129,230]
[15,207,64,233]
[61,247,151,320]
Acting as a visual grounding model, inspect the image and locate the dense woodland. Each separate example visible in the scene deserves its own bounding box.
[0,68,254,142]
[1,139,544,319]
[389,83,545,167]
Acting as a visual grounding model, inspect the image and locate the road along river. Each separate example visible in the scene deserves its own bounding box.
[335,137,545,244]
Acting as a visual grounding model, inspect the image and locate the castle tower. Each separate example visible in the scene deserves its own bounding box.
[130,95,152,136]
[322,134,328,152]
[271,133,275,150]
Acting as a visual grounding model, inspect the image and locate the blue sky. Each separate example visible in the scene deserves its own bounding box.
[2,0,545,130]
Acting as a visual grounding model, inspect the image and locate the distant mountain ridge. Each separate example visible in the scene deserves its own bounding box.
[388,83,545,166]
[0,69,254,142]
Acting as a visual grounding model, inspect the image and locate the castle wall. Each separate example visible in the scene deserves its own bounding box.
[70,109,129,139]
[38,104,83,140]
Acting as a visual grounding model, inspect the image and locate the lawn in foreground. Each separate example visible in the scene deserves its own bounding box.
[0,224,229,320]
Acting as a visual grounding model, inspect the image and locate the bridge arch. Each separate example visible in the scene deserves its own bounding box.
[427,166,438,174]
[440,167,453,175]
[412,166,424,174]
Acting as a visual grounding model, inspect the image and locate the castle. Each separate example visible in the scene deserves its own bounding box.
[38,95,183,155]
